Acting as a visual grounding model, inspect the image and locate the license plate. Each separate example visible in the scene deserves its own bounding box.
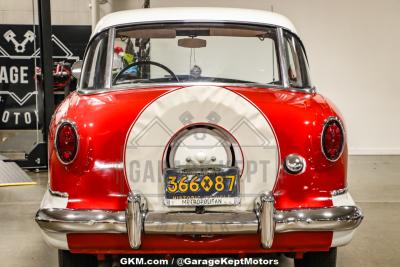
[164,166,240,206]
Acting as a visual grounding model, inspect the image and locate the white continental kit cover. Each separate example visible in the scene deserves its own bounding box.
[124,86,279,211]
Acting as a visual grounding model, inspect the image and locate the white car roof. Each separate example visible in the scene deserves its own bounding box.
[93,7,297,37]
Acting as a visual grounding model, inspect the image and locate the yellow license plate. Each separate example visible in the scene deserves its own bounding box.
[164,167,240,206]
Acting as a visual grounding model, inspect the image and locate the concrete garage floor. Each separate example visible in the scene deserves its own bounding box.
[0,156,399,267]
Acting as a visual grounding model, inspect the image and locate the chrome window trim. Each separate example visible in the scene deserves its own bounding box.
[77,82,315,95]
[77,30,110,90]
[321,116,346,162]
[282,29,313,87]
[104,27,115,89]
[277,27,289,88]
[54,119,80,165]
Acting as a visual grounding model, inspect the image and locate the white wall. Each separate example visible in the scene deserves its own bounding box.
[0,0,143,25]
[0,0,399,154]
[0,0,91,25]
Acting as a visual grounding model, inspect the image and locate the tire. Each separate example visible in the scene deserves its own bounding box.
[294,248,337,267]
[58,250,98,267]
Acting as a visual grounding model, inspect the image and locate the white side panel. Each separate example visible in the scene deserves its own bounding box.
[332,191,355,207]
[331,192,358,247]
[40,230,69,250]
[39,189,69,250]
[331,230,356,247]
[40,189,68,209]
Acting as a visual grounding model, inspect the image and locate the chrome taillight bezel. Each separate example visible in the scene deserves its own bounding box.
[54,119,79,165]
[321,116,345,162]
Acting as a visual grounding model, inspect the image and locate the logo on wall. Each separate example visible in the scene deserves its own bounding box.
[0,29,79,60]
[0,24,90,129]
[3,30,35,53]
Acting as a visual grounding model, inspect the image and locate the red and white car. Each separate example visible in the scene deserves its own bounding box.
[36,7,363,267]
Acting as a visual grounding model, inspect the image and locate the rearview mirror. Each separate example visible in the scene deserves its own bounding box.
[71,60,83,80]
[178,38,206,48]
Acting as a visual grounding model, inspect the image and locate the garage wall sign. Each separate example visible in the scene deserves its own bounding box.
[0,24,90,129]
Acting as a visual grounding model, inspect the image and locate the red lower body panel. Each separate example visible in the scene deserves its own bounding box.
[68,232,332,254]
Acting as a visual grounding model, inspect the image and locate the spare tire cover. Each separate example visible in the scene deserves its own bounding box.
[124,86,279,211]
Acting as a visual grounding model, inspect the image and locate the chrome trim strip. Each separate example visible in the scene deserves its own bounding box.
[331,187,348,196]
[48,188,69,198]
[104,27,115,89]
[54,119,79,165]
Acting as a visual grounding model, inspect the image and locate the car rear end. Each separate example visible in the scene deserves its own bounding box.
[35,7,363,267]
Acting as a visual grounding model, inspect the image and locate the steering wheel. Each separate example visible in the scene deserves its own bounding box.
[113,61,179,84]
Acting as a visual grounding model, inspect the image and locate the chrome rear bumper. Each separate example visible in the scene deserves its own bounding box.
[35,191,363,249]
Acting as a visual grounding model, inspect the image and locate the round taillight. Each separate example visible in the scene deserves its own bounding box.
[321,117,344,161]
[55,121,78,164]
